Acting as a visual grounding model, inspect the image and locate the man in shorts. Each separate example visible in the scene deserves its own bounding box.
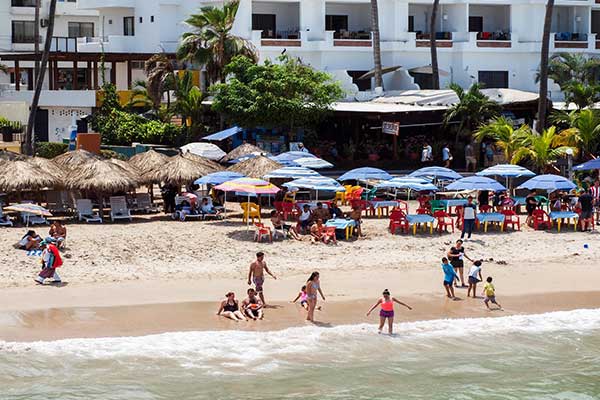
[248,251,277,305]
[578,189,594,231]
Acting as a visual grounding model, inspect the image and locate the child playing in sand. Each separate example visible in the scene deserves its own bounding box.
[482,276,503,310]
[467,260,483,298]
[441,257,459,299]
[366,289,412,335]
[291,285,321,311]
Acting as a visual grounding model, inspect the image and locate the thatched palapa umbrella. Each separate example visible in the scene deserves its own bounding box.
[129,149,169,175]
[228,155,282,179]
[145,154,213,186]
[109,158,140,179]
[0,160,62,193]
[0,150,26,161]
[182,151,223,173]
[221,143,267,163]
[53,149,101,171]
[28,157,65,181]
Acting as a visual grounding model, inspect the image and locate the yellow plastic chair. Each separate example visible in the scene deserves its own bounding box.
[241,202,261,224]
[283,191,296,203]
[335,191,346,204]
[343,185,354,205]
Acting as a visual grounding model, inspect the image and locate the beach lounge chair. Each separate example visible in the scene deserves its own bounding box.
[109,196,132,222]
[0,207,13,227]
[46,190,71,214]
[241,202,261,224]
[254,222,272,243]
[135,193,159,213]
[199,197,222,220]
[76,199,103,223]
[501,210,520,231]
[389,209,409,234]
[173,195,203,221]
[434,210,454,233]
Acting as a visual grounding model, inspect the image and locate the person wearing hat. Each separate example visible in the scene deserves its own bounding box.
[34,239,63,285]
[366,289,412,335]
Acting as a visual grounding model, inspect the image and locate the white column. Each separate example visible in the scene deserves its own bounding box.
[300,0,325,40]
[232,0,253,39]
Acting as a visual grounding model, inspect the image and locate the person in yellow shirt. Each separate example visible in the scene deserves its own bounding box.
[482,276,503,311]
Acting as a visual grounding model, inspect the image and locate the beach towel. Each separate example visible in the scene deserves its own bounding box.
[27,250,43,257]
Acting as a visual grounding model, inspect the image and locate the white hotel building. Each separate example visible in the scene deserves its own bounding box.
[1,0,600,143]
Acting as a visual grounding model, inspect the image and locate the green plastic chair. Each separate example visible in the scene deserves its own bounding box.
[534,195,549,211]
[430,199,446,213]
[361,187,378,200]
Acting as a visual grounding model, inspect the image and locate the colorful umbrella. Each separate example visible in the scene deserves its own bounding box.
[5,203,52,217]
[215,178,280,229]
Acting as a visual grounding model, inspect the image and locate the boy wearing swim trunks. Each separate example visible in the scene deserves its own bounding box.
[248,251,277,306]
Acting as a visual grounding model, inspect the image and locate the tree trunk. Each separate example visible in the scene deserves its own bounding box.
[34,0,40,82]
[370,0,383,90]
[430,0,440,90]
[537,0,554,133]
[25,0,57,156]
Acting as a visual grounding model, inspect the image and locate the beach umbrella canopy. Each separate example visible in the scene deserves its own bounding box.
[129,149,169,174]
[272,151,316,164]
[64,159,139,193]
[376,177,438,192]
[290,157,334,169]
[4,203,52,217]
[182,151,223,172]
[446,176,506,192]
[53,149,101,171]
[221,143,268,163]
[215,177,280,195]
[144,155,213,186]
[228,155,282,178]
[194,171,245,185]
[338,167,393,182]
[109,158,141,178]
[229,154,258,164]
[0,150,26,161]
[180,142,226,161]
[284,176,346,192]
[263,166,321,180]
[573,158,600,171]
[476,164,535,178]
[408,166,462,180]
[517,174,577,192]
[0,160,62,192]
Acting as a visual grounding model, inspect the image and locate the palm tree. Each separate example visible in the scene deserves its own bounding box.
[554,109,600,158]
[562,81,600,110]
[370,0,383,90]
[25,0,57,155]
[144,54,175,109]
[537,0,554,132]
[474,117,532,163]
[177,0,257,85]
[543,53,600,89]
[513,126,574,172]
[0,64,8,74]
[429,0,440,89]
[126,80,155,110]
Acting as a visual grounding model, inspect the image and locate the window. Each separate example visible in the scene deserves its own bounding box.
[131,61,145,70]
[252,14,276,38]
[478,71,508,88]
[408,16,414,32]
[411,73,433,89]
[11,0,37,6]
[151,16,155,23]
[325,15,348,32]
[469,16,483,32]
[68,22,94,38]
[139,16,143,23]
[12,21,36,43]
[124,16,135,36]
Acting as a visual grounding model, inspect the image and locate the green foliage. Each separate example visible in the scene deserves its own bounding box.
[444,83,501,140]
[212,55,345,130]
[96,110,182,146]
[100,149,128,160]
[542,53,600,109]
[512,126,575,172]
[552,109,600,157]
[35,142,68,159]
[475,117,532,163]
[0,117,23,132]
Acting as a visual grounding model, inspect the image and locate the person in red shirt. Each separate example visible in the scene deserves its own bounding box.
[34,240,62,285]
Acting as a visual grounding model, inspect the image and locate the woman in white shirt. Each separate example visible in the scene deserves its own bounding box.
[298,204,312,234]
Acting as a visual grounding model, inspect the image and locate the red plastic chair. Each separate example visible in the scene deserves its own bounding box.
[532,209,552,230]
[433,210,454,233]
[389,209,409,234]
[479,204,492,213]
[501,209,521,231]
[347,188,364,202]
[322,226,337,244]
[350,199,370,215]
[416,207,431,215]
[395,200,409,214]
[254,223,272,243]
[281,201,299,221]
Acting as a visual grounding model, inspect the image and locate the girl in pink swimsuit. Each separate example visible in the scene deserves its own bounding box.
[366,289,413,335]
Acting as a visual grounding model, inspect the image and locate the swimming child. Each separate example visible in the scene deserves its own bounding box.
[366,289,412,335]
[482,276,503,311]
[441,257,459,299]
[467,260,483,298]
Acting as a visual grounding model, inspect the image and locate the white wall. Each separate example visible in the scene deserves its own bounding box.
[252,1,300,33]
[440,4,467,33]
[469,5,510,32]
[47,106,92,143]
[512,4,544,42]
[409,4,432,33]
[325,3,371,32]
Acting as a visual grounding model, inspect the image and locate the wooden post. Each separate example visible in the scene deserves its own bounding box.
[111,61,117,86]
[93,61,98,89]
[14,60,20,91]
[126,59,132,89]
[86,60,92,89]
[48,59,53,90]
[73,60,78,90]
[53,60,59,90]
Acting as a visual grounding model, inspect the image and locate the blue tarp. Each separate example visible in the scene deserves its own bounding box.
[203,126,242,141]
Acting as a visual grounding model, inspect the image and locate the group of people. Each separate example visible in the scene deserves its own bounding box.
[15,221,67,251]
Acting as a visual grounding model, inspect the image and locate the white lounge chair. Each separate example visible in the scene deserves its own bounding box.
[76,199,103,223]
[173,195,203,221]
[135,193,159,213]
[109,196,132,222]
[0,208,13,227]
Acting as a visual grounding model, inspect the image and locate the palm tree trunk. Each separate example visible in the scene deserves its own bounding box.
[537,0,554,133]
[25,0,57,156]
[370,0,383,90]
[34,0,40,82]
[430,0,440,90]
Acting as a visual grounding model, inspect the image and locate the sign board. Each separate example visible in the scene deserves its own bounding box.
[382,121,400,136]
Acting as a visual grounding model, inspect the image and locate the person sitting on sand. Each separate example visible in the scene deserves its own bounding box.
[298,204,312,234]
[200,197,220,216]
[311,202,330,223]
[217,292,247,322]
[310,219,325,243]
[47,221,67,250]
[467,260,483,298]
[366,289,412,335]
[441,257,459,299]
[270,210,301,240]
[15,230,41,250]
[242,288,264,320]
[329,201,344,219]
[482,276,503,311]
[350,205,364,237]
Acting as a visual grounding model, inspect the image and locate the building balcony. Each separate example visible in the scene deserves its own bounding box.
[332,31,372,47]
[476,31,512,48]
[253,30,301,47]
[415,32,453,48]
[554,32,589,48]
[77,0,134,9]
[50,37,79,53]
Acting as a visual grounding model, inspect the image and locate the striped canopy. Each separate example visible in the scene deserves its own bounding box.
[214,178,280,194]
[284,176,346,192]
[446,176,506,192]
[263,167,321,179]
[5,203,52,216]
[338,167,393,182]
[376,177,438,192]
[272,151,316,163]
[290,157,334,169]
[408,166,462,180]
[476,164,535,178]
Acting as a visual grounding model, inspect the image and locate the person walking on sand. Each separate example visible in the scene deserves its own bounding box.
[34,240,62,285]
[441,257,459,299]
[482,276,503,311]
[248,252,277,306]
[447,239,473,288]
[366,289,412,335]
[242,288,264,320]
[305,271,325,322]
[460,196,477,241]
[467,260,483,298]
[217,292,247,322]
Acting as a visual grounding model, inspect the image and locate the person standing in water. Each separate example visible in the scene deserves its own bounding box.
[366,289,412,335]
[305,271,325,322]
[248,252,277,306]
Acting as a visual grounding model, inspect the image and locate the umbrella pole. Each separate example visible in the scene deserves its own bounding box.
[247,193,251,232]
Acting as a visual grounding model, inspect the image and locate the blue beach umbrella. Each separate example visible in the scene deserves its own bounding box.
[194,171,245,185]
[517,174,576,192]
[263,166,321,180]
[446,176,506,192]
[376,177,438,192]
[272,151,316,163]
[284,176,345,200]
[337,167,393,182]
[476,164,535,178]
[408,166,463,181]
[290,157,334,169]
[573,158,600,171]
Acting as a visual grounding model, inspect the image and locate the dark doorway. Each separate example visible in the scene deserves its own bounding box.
[411,72,433,89]
[408,16,415,32]
[469,16,483,32]
[348,70,371,91]
[326,15,348,33]
[123,16,135,36]
[478,71,509,88]
[34,108,49,143]
[252,14,276,38]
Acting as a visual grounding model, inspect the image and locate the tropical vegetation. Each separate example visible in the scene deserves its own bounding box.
[474,117,532,162]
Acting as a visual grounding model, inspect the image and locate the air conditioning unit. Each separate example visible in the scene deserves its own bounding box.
[40,19,49,28]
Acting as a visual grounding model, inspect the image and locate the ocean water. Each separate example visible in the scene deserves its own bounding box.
[1,309,600,400]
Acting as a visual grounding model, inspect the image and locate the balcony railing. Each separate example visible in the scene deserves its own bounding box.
[260,30,301,40]
[415,32,453,40]
[50,37,79,52]
[333,30,372,40]
[476,32,511,41]
[11,0,37,6]
[554,32,587,41]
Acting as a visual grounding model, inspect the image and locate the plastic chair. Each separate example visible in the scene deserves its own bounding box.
[254,223,272,243]
[350,199,370,215]
[347,187,364,202]
[241,202,261,224]
[283,191,296,203]
[430,200,446,213]
[416,207,430,215]
[395,200,409,214]
[433,210,454,233]
[322,226,337,244]
[389,209,409,234]
[335,191,346,205]
[501,209,520,231]
[534,195,550,212]
[479,204,493,213]
[532,209,552,230]
[361,187,377,201]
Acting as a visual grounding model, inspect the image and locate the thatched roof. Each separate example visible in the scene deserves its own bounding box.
[0,160,62,191]
[0,150,26,161]
[221,143,266,163]
[63,159,139,193]
[53,150,101,171]
[28,157,65,181]
[228,155,282,178]
[144,154,213,185]
[182,151,223,172]
[128,149,169,174]
[109,158,141,178]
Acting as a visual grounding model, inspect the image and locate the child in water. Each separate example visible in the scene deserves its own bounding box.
[366,289,412,335]
[292,285,321,311]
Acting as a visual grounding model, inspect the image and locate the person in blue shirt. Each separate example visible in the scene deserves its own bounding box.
[441,257,459,299]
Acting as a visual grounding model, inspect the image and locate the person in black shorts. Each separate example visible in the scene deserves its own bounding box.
[447,239,473,288]
[578,189,594,231]
[525,190,539,226]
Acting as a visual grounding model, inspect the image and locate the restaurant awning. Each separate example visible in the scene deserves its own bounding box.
[203,126,242,141]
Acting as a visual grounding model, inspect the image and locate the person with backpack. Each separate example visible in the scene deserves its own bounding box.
[34,240,63,285]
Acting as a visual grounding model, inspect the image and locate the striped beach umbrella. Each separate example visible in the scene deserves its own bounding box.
[263,166,321,180]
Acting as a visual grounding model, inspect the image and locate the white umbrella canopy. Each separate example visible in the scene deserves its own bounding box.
[180,142,226,161]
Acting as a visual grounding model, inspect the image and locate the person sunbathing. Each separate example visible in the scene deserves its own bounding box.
[200,198,220,216]
[16,230,42,250]
[48,221,67,249]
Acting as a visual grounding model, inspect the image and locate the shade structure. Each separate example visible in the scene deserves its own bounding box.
[4,203,52,217]
[476,164,535,178]
[446,176,506,192]
[215,177,280,195]
[144,155,213,186]
[517,174,577,192]
[182,151,223,172]
[338,167,393,182]
[408,166,462,181]
[109,158,141,178]
[228,155,282,178]
[53,150,102,171]
[263,166,321,180]
[203,126,242,141]
[180,142,226,161]
[194,171,245,186]
[27,157,64,181]
[221,143,267,163]
[0,160,61,192]
[358,65,402,80]
[376,177,438,192]
[272,151,316,164]
[573,158,600,171]
[284,176,345,192]
[129,149,169,174]
[0,150,26,161]
[64,159,139,193]
[229,154,258,164]
[290,157,334,169]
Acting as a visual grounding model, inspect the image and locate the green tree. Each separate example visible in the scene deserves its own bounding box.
[127,79,155,109]
[211,55,344,130]
[474,117,531,163]
[174,71,207,139]
[144,54,176,109]
[513,126,575,172]
[553,109,600,158]
[444,83,501,142]
[0,64,8,74]
[177,0,257,85]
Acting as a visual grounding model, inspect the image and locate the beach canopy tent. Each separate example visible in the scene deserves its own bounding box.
[194,171,245,186]
[228,155,282,179]
[129,149,169,174]
[182,151,223,172]
[476,164,535,178]
[272,151,316,164]
[338,167,393,182]
[408,166,462,181]
[221,143,267,163]
[573,158,600,171]
[284,176,345,199]
[144,155,213,186]
[263,166,321,180]
[202,126,242,141]
[0,160,62,192]
[376,177,439,192]
[446,176,507,192]
[289,156,334,169]
[180,142,226,161]
[517,174,577,192]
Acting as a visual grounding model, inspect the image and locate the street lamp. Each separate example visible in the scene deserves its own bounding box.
[566,148,574,181]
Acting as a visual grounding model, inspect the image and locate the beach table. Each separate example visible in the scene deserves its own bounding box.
[476,213,505,232]
[549,211,579,232]
[406,214,435,234]
[368,200,399,218]
[441,199,468,215]
[325,218,356,240]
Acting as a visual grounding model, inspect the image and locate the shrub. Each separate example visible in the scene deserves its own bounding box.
[35,142,68,159]
[94,110,182,146]
[100,149,128,160]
